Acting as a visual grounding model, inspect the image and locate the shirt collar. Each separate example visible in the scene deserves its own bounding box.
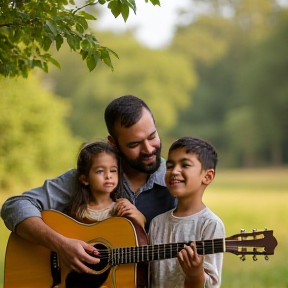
[123,157,167,195]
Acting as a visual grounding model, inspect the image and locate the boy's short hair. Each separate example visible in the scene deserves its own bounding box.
[169,137,218,170]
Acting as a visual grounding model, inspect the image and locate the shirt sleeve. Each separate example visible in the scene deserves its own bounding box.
[1,169,76,232]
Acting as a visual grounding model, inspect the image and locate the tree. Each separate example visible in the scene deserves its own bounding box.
[43,30,197,154]
[0,75,80,191]
[237,12,288,165]
[0,0,160,78]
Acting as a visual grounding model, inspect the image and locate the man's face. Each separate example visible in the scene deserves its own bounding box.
[114,108,162,174]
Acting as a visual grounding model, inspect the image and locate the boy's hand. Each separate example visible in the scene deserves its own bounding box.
[178,242,205,287]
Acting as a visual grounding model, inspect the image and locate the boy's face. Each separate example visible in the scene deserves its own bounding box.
[165,147,213,198]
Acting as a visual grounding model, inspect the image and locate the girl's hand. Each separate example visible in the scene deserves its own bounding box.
[115,198,146,227]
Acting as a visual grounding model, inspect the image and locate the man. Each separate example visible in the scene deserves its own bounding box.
[1,95,176,274]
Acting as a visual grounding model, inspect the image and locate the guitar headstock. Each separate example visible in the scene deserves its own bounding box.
[225,228,278,261]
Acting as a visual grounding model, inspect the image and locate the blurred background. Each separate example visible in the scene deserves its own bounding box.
[1,0,288,287]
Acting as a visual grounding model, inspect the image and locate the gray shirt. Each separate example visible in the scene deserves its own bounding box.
[1,158,176,233]
[149,207,225,288]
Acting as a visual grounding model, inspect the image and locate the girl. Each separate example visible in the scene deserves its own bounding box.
[66,140,145,227]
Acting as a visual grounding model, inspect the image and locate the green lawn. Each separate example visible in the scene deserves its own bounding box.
[0,167,287,287]
[204,167,288,288]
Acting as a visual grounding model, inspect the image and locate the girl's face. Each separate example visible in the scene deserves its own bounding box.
[83,152,119,196]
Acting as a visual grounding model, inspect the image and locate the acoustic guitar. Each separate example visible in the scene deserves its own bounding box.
[4,210,278,288]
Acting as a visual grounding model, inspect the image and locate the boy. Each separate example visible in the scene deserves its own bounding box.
[149,137,225,288]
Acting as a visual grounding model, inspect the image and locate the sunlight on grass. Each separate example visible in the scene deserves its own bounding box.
[0,168,287,287]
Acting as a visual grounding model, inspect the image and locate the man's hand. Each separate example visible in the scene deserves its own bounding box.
[55,237,100,274]
[16,217,100,275]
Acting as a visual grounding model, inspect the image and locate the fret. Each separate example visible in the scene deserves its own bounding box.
[132,246,135,263]
[137,245,139,263]
[120,247,123,264]
[111,238,225,266]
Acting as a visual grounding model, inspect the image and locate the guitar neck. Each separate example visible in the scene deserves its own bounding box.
[110,238,225,266]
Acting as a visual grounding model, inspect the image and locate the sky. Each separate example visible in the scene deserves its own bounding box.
[97,0,193,49]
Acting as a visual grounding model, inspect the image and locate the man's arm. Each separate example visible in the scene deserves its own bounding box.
[1,170,100,273]
[16,217,100,273]
[1,169,76,231]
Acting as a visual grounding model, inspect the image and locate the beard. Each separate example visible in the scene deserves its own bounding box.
[121,145,162,174]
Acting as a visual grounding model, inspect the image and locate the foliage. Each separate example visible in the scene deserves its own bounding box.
[43,30,197,152]
[236,13,288,165]
[0,75,80,190]
[170,0,288,167]
[0,0,160,78]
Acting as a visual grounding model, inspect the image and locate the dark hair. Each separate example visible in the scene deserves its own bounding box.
[104,95,154,139]
[169,137,218,171]
[68,141,123,221]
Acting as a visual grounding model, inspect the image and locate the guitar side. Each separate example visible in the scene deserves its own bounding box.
[4,210,149,288]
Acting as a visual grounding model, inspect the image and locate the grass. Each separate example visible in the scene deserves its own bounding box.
[0,167,287,287]
[204,167,288,288]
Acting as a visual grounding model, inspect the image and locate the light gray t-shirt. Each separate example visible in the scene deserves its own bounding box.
[149,207,225,288]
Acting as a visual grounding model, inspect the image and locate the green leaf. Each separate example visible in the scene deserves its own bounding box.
[81,39,90,49]
[32,60,42,69]
[43,37,52,51]
[80,49,88,60]
[76,23,84,33]
[148,0,160,5]
[49,57,61,69]
[45,20,58,36]
[66,35,76,50]
[42,62,49,73]
[107,47,119,59]
[121,3,129,22]
[100,48,112,67]
[55,34,64,51]
[98,0,106,4]
[127,0,136,14]
[86,55,97,72]
[78,11,97,20]
[108,1,121,18]
[77,16,89,30]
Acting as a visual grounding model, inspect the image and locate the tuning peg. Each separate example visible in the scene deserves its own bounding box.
[253,255,257,261]
[253,228,257,232]
[240,228,245,233]
[240,255,246,261]
[265,255,269,261]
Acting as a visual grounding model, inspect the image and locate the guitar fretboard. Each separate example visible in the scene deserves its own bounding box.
[110,238,225,266]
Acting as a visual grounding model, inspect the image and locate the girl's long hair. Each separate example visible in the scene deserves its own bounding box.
[66,140,123,221]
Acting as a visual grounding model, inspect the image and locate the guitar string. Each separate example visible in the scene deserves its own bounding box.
[91,244,261,260]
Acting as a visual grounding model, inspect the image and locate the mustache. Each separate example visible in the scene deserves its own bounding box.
[140,149,158,158]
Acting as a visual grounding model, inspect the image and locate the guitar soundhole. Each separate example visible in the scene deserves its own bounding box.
[65,243,110,288]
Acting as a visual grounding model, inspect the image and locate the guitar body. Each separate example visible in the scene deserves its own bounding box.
[4,210,149,288]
